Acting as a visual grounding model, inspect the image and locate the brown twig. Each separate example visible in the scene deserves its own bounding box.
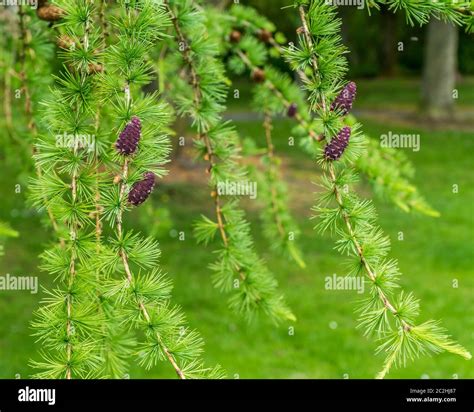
[3,67,15,141]
[65,142,79,380]
[64,1,95,378]
[98,0,109,51]
[262,112,286,238]
[298,6,326,113]
[327,164,410,331]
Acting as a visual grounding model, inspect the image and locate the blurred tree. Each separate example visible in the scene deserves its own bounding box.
[341,8,381,77]
[379,6,398,76]
[247,0,299,41]
[421,18,458,119]
[459,31,474,73]
[233,4,473,79]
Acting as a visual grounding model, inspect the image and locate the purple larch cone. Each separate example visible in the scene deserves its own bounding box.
[324,127,351,161]
[128,172,156,206]
[287,103,298,118]
[330,82,357,115]
[115,116,141,155]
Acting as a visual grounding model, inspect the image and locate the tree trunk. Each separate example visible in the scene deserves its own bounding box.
[421,18,458,119]
[380,7,398,77]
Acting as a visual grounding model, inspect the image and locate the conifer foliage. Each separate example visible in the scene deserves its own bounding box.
[223,3,440,216]
[2,0,472,380]
[284,0,471,378]
[162,0,295,322]
[30,0,107,379]
[29,0,223,379]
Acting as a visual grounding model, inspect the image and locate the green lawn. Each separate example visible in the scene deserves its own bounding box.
[0,80,473,379]
[228,76,474,111]
[355,77,474,109]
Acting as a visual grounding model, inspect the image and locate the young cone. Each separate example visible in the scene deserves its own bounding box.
[287,103,297,118]
[230,30,242,43]
[324,126,351,161]
[36,5,65,22]
[115,116,141,155]
[330,81,357,115]
[252,68,266,83]
[258,29,272,43]
[128,172,156,206]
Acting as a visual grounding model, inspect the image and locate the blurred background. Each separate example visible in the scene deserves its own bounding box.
[0,2,473,379]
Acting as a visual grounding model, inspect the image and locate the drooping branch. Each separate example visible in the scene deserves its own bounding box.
[292,1,470,378]
[17,6,63,242]
[30,0,105,379]
[163,0,294,322]
[260,112,306,268]
[166,2,230,254]
[116,156,186,379]
[95,0,223,379]
[64,0,94,379]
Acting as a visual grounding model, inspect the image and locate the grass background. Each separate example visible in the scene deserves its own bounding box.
[0,78,472,379]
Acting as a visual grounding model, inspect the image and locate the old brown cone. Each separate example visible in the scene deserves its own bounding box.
[57,35,75,50]
[258,29,272,43]
[251,68,265,83]
[37,5,65,22]
[229,30,242,43]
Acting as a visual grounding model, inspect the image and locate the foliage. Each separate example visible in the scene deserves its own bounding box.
[28,0,223,379]
[0,0,471,380]
[283,0,470,378]
[222,5,440,216]
[162,0,295,322]
[366,0,473,30]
